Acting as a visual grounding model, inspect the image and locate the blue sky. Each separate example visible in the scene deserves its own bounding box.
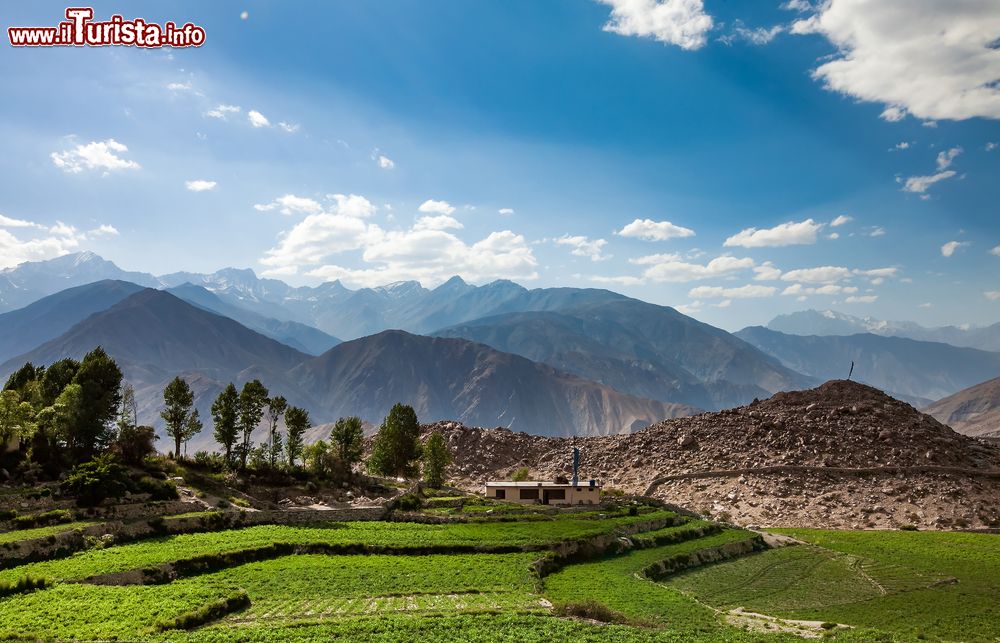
[0,0,998,331]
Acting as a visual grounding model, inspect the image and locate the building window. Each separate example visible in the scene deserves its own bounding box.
[495,489,505,499]
[546,489,566,500]
[520,488,539,501]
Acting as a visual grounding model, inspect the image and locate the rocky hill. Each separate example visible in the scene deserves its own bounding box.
[423,380,1000,530]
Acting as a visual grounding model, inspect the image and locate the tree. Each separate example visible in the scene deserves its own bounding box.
[330,416,364,467]
[266,395,287,468]
[0,390,36,448]
[211,383,239,465]
[71,347,122,458]
[367,403,421,479]
[183,408,203,458]
[116,381,138,438]
[49,383,83,451]
[112,425,157,466]
[421,431,451,489]
[40,358,79,407]
[284,405,310,468]
[238,380,269,469]
[62,453,130,506]
[161,376,195,459]
[3,362,42,394]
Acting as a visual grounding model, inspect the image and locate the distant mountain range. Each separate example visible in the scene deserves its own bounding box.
[924,376,1000,438]
[0,289,698,448]
[767,309,1000,352]
[735,326,1000,405]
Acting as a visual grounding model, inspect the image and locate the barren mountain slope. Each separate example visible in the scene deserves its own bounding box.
[424,380,1000,530]
[925,376,1000,438]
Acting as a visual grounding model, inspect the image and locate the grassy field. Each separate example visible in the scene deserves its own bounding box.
[0,507,997,642]
[0,520,100,545]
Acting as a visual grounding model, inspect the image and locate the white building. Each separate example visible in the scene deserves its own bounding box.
[484,480,602,506]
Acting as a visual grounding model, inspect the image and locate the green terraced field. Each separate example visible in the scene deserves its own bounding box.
[0,520,100,545]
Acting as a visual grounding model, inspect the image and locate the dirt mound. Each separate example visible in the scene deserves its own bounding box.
[424,380,1000,530]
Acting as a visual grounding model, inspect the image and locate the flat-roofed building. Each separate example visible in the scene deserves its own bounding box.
[484,480,601,505]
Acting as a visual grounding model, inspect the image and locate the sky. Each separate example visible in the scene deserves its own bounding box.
[0,0,998,331]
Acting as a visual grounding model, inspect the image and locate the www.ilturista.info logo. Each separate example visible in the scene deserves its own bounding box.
[8,8,205,48]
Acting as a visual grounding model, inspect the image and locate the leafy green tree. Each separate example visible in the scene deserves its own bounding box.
[266,395,287,468]
[211,383,240,465]
[161,376,196,459]
[330,416,364,467]
[116,381,138,438]
[421,431,451,489]
[183,408,203,458]
[512,466,530,482]
[0,389,36,447]
[284,405,310,468]
[62,453,130,506]
[367,403,421,479]
[71,347,123,458]
[3,362,42,394]
[40,358,79,407]
[238,380,269,470]
[49,383,84,450]
[112,425,157,466]
[302,439,346,479]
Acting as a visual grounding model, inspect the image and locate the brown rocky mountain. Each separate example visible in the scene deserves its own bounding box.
[925,376,1000,438]
[422,380,1000,530]
[293,330,699,438]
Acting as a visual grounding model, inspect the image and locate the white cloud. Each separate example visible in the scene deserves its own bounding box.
[780,266,851,284]
[985,291,1000,301]
[278,121,300,133]
[642,255,755,283]
[827,232,840,240]
[413,215,463,231]
[752,261,782,281]
[598,0,714,50]
[990,245,1000,256]
[936,147,963,171]
[418,199,456,216]
[892,141,910,151]
[51,139,140,174]
[902,171,956,194]
[254,194,324,216]
[830,215,852,227]
[166,82,193,92]
[845,295,878,303]
[629,252,682,265]
[781,0,813,11]
[376,154,395,170]
[247,110,270,128]
[616,218,695,241]
[327,194,377,218]
[940,240,969,257]
[723,219,823,248]
[792,0,1000,121]
[879,106,907,122]
[688,284,777,299]
[918,302,932,308]
[589,275,644,286]
[782,283,858,296]
[498,208,515,216]
[721,22,784,46]
[554,235,610,262]
[855,267,898,279]
[0,214,43,229]
[869,226,886,237]
[205,104,241,119]
[89,224,119,237]
[185,179,217,192]
[986,142,998,152]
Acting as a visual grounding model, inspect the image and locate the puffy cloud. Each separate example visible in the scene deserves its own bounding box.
[724,219,823,248]
[89,224,119,237]
[780,266,851,284]
[940,240,969,257]
[720,22,784,46]
[254,194,324,216]
[936,147,963,170]
[986,142,998,152]
[616,218,695,241]
[688,284,777,299]
[0,214,43,229]
[166,82,193,92]
[413,215,463,231]
[589,275,644,286]
[985,291,1000,301]
[869,226,886,237]
[752,261,782,281]
[376,155,394,169]
[205,104,240,119]
[0,216,116,269]
[278,121,300,133]
[554,235,610,262]
[418,199,456,216]
[782,283,858,296]
[792,0,1000,121]
[261,214,378,273]
[327,194,377,218]
[642,255,754,282]
[498,208,515,216]
[902,171,956,194]
[990,245,1000,256]
[185,179,217,192]
[51,139,140,174]
[830,215,852,227]
[845,295,878,304]
[892,142,910,151]
[247,110,270,128]
[828,232,840,240]
[598,0,714,50]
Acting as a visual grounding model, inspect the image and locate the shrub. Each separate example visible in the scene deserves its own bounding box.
[111,425,158,466]
[12,509,72,529]
[134,476,179,501]
[193,451,226,472]
[512,467,530,482]
[554,600,630,624]
[0,510,17,522]
[154,590,250,631]
[62,454,130,506]
[394,493,422,511]
[0,576,49,598]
